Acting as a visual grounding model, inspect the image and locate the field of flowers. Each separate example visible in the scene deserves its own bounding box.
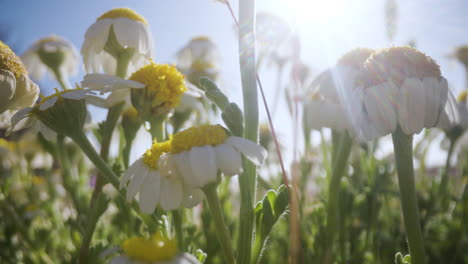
[0,0,467,263]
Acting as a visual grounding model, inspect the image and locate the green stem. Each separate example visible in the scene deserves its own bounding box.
[172,209,184,250]
[392,128,426,264]
[203,184,236,264]
[324,132,352,263]
[438,138,455,200]
[116,52,131,78]
[238,0,258,262]
[57,135,82,215]
[52,68,69,90]
[70,131,120,190]
[149,116,166,141]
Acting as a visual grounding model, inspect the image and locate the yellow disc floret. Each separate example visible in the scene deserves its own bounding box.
[142,139,172,169]
[129,62,187,115]
[357,46,441,88]
[171,124,228,154]
[458,90,468,103]
[97,8,147,24]
[192,36,211,42]
[0,41,28,78]
[122,232,178,262]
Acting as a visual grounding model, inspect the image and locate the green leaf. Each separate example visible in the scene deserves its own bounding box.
[199,77,229,110]
[221,103,244,137]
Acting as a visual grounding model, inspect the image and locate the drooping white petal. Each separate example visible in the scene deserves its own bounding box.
[120,158,144,189]
[125,165,149,201]
[174,253,203,264]
[398,78,426,134]
[39,96,58,111]
[423,77,448,127]
[85,95,110,108]
[138,171,161,213]
[182,188,204,208]
[437,89,460,129]
[363,82,398,137]
[189,146,218,187]
[225,136,267,166]
[61,90,93,100]
[304,100,349,132]
[11,107,33,126]
[214,143,243,176]
[159,178,183,211]
[174,152,193,183]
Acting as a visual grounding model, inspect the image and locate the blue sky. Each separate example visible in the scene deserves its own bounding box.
[1,0,468,163]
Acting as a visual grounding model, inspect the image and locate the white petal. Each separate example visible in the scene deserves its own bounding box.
[174,152,193,184]
[174,253,202,264]
[214,143,242,176]
[126,166,149,201]
[138,171,161,213]
[437,89,460,129]
[39,96,58,111]
[363,82,398,137]
[11,107,33,125]
[159,178,183,211]
[120,158,143,189]
[398,78,426,134]
[189,146,218,187]
[182,188,204,208]
[85,95,110,108]
[423,77,447,127]
[61,90,91,100]
[109,255,131,264]
[225,136,267,166]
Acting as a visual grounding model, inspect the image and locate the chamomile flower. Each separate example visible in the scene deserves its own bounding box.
[304,48,374,133]
[159,124,267,188]
[21,35,79,85]
[110,233,200,264]
[82,62,192,120]
[344,46,459,140]
[81,8,154,77]
[120,139,201,213]
[176,36,220,84]
[8,88,94,136]
[0,41,39,114]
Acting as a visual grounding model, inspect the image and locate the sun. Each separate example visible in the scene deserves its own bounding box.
[285,0,347,25]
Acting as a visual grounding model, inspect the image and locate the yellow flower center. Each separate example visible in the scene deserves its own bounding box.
[35,35,60,46]
[171,124,228,154]
[37,88,85,108]
[457,90,468,103]
[0,41,27,79]
[142,139,172,169]
[129,62,187,114]
[337,48,374,69]
[192,36,211,42]
[122,233,178,262]
[97,8,147,24]
[357,46,441,88]
[455,46,468,67]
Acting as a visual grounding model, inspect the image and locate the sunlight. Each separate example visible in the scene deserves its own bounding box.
[286,0,347,25]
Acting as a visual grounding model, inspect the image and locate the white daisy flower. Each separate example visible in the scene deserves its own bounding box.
[342,46,460,141]
[21,35,79,85]
[109,233,200,264]
[0,41,39,114]
[304,48,375,133]
[160,124,267,188]
[120,140,202,213]
[82,63,200,116]
[81,8,154,77]
[8,88,94,134]
[176,36,220,83]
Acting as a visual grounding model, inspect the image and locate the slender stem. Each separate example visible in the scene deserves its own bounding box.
[172,210,184,250]
[237,1,258,262]
[70,131,120,190]
[203,184,236,264]
[52,68,70,90]
[149,116,166,142]
[392,128,426,264]
[324,132,352,263]
[57,135,82,215]
[438,137,455,199]
[116,51,131,78]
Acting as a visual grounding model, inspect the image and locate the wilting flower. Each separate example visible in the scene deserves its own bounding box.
[81,8,154,77]
[159,124,267,188]
[120,139,202,213]
[304,48,374,133]
[176,36,220,84]
[0,41,39,114]
[344,46,459,140]
[110,233,200,264]
[8,88,93,136]
[21,35,79,85]
[82,62,189,120]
